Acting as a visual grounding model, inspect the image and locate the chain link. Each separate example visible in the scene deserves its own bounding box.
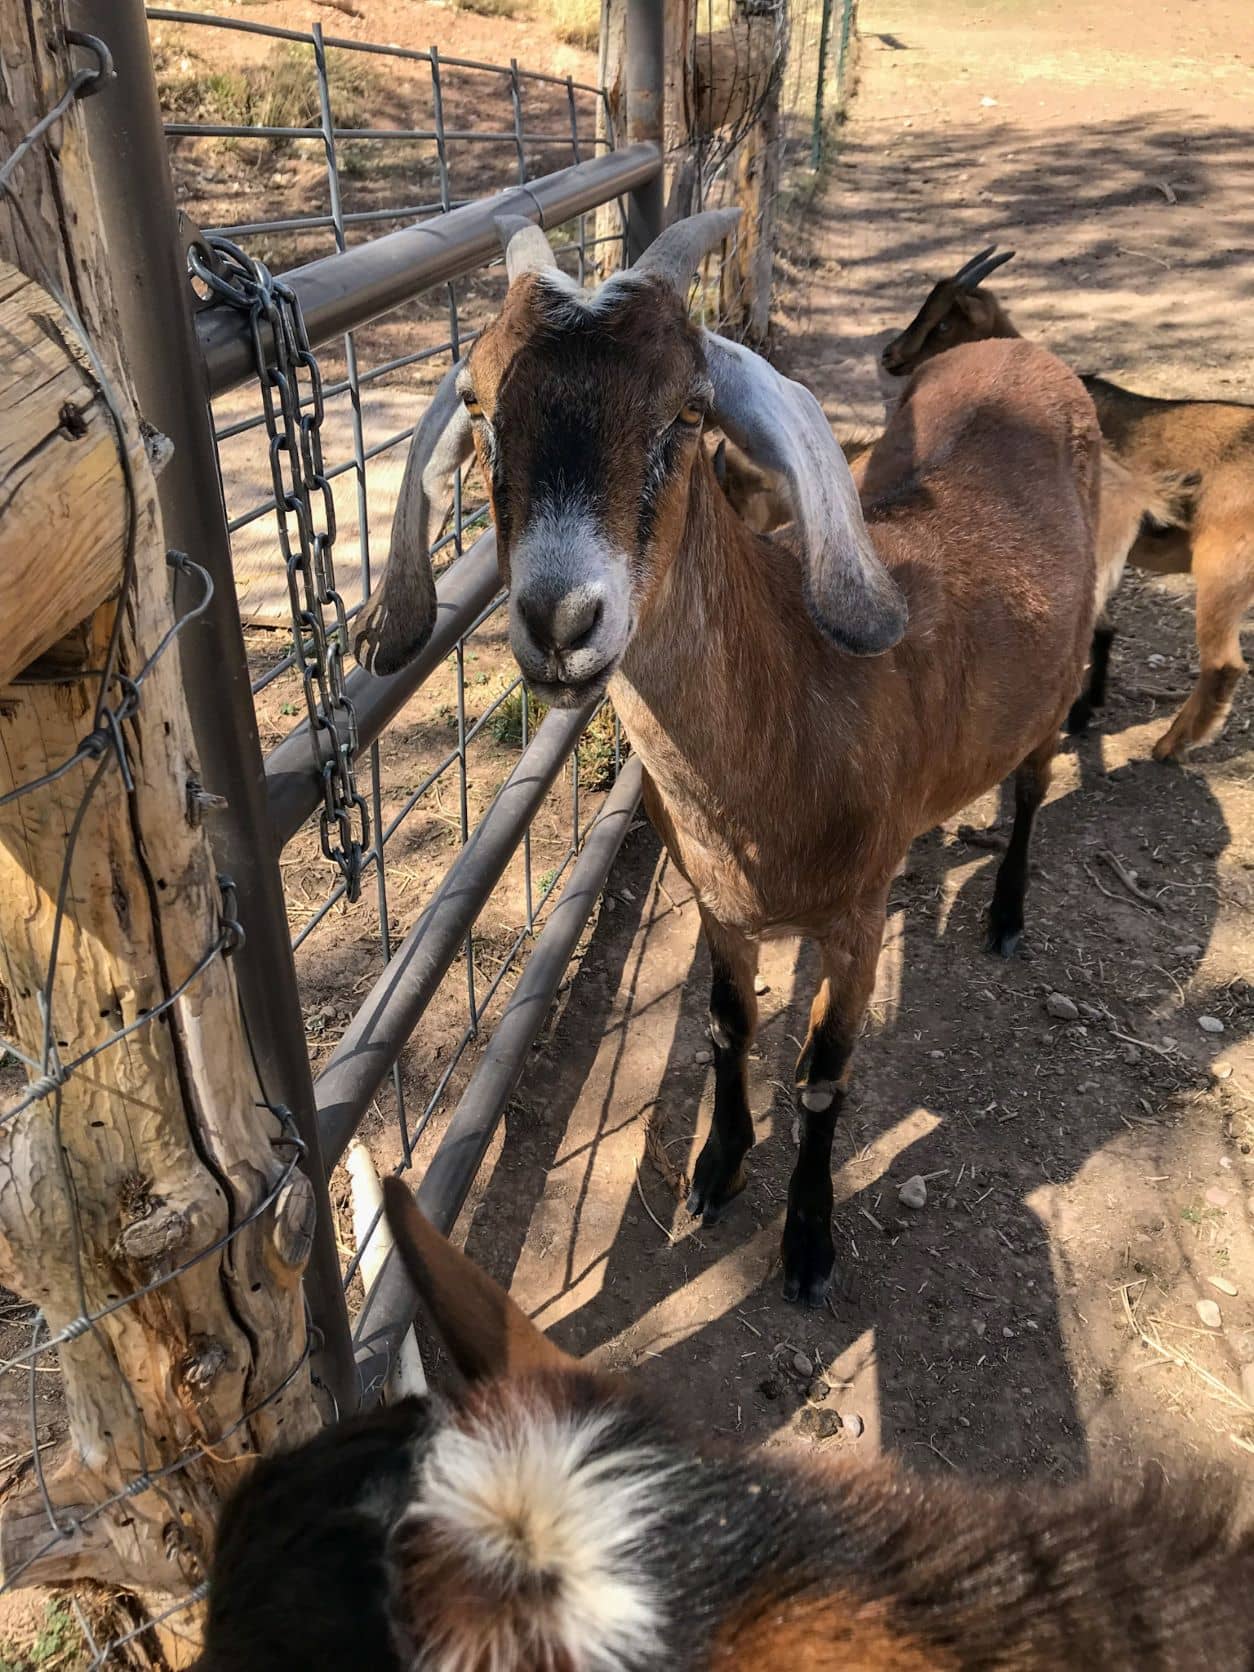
[191,236,369,901]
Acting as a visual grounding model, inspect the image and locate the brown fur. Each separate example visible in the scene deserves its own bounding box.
[465,261,1102,1303]
[881,269,1254,756]
[196,1189,1254,1671]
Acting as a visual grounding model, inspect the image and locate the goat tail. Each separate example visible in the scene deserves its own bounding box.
[1094,454,1197,616]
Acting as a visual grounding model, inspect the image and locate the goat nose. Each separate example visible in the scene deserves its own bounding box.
[519,586,604,655]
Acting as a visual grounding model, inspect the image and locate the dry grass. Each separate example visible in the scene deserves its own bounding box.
[544,0,600,49]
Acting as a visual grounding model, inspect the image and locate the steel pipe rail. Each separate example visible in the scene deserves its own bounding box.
[315,701,600,1170]
[352,756,643,1399]
[198,143,661,394]
[265,532,502,847]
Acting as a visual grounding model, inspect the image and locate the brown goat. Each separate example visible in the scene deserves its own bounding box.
[196,1180,1254,1671]
[355,211,1100,1307]
[880,247,1253,757]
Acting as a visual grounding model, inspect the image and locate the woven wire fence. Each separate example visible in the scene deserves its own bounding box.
[149,4,638,1320]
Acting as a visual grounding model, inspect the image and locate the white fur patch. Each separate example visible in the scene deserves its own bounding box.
[406,1398,670,1671]
[533,267,649,327]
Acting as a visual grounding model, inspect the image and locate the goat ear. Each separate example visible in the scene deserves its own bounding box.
[711,437,728,488]
[354,362,475,676]
[703,332,907,654]
[381,1178,576,1382]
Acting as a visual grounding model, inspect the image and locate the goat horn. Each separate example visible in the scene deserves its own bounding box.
[951,244,998,283]
[495,214,560,283]
[958,248,1016,290]
[703,331,907,656]
[631,207,742,292]
[353,360,475,675]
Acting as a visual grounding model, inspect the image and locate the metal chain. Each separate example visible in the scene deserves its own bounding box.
[190,236,369,901]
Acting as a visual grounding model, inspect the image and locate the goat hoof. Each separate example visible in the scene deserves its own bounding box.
[985,924,1022,959]
[1064,698,1093,736]
[1151,731,1186,762]
[985,906,1023,959]
[781,1223,835,1308]
[687,1143,749,1224]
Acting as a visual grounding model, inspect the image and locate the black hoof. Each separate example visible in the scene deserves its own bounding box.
[686,1137,749,1225]
[781,1220,835,1307]
[1065,696,1093,736]
[985,902,1024,959]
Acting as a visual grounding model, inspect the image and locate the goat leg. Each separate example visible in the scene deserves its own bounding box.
[1065,613,1116,735]
[783,898,886,1306]
[1152,532,1251,759]
[986,736,1055,958]
[687,911,759,1225]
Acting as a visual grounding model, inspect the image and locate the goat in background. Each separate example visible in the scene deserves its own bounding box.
[355,210,1099,1307]
[881,246,1251,758]
[195,1180,1254,1671]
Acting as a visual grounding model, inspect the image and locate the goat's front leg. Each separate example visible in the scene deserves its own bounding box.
[687,909,760,1224]
[784,893,887,1306]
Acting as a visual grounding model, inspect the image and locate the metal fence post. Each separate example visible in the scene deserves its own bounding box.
[624,0,664,258]
[69,0,358,1417]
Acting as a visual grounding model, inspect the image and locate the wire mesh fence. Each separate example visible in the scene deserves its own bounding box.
[147,3,635,1336]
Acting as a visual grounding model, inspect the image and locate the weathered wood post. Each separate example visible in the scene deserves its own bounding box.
[0,2,321,1654]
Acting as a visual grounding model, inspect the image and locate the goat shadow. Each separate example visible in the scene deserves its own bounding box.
[461,684,1242,1480]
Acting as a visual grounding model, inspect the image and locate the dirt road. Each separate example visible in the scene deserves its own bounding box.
[463,0,1254,1489]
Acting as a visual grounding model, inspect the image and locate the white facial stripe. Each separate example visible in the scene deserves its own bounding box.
[509,502,634,689]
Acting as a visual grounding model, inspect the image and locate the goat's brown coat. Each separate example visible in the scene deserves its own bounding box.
[881,277,1254,757]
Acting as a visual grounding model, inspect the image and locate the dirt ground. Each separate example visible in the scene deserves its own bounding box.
[456,0,1254,1496]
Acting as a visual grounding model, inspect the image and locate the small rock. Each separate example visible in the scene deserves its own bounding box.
[753,975,770,995]
[758,1376,781,1400]
[817,1410,843,1440]
[1199,1015,1225,1035]
[1214,1064,1234,1080]
[1045,993,1079,1021]
[1078,1002,1104,1023]
[1210,1276,1238,1298]
[973,1318,986,1338]
[792,1350,813,1377]
[1121,1043,1141,1066]
[1196,1299,1223,1330]
[693,1048,713,1066]
[929,1049,946,1059]
[1077,1080,1099,1095]
[619,886,636,903]
[840,1412,865,1439]
[1173,943,1202,957]
[1206,1186,1232,1209]
[1160,1036,1178,1050]
[1002,1326,1015,1339]
[898,1175,927,1210]
[805,1377,831,1404]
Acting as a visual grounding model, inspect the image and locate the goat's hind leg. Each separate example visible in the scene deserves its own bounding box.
[986,735,1055,958]
[688,911,760,1224]
[1152,528,1251,760]
[784,895,887,1306]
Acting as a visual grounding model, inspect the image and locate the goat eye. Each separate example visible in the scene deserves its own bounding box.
[935,320,951,335]
[675,404,705,429]
[461,391,483,417]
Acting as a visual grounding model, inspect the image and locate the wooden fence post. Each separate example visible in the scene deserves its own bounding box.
[0,2,320,1655]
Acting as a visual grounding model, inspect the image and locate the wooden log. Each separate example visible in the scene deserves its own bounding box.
[0,1,320,1654]
[0,260,143,686]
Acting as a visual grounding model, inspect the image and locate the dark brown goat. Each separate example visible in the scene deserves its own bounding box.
[881,247,1253,757]
[196,1180,1254,1671]
[354,211,1100,1307]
